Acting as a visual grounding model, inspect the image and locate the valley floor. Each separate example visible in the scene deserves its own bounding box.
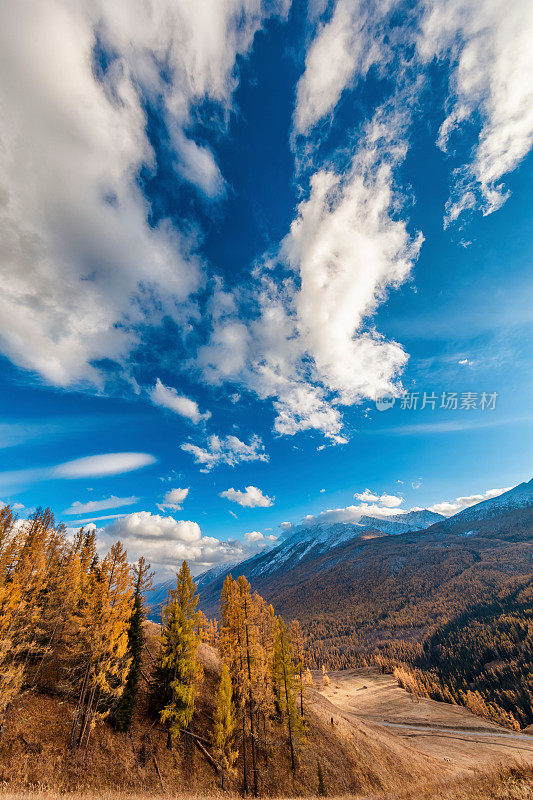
[315,667,533,775]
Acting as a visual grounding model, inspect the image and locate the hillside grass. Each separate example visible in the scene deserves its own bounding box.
[0,763,531,799]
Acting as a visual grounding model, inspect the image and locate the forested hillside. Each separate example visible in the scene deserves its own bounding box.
[392,581,533,729]
[0,504,440,796]
[196,505,533,730]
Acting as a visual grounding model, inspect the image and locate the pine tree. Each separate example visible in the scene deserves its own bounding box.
[322,665,330,686]
[157,561,203,748]
[211,664,238,790]
[113,556,153,732]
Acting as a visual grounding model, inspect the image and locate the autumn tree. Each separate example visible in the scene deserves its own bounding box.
[290,619,305,718]
[273,617,301,772]
[211,663,238,790]
[70,541,133,749]
[113,556,154,732]
[156,561,203,748]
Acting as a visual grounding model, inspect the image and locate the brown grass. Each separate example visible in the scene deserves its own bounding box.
[0,764,531,799]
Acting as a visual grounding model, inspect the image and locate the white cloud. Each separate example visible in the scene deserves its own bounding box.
[244,530,278,548]
[150,379,211,423]
[0,0,289,386]
[301,502,407,526]
[198,106,421,442]
[158,487,189,511]
[181,433,268,472]
[100,509,279,575]
[63,495,138,515]
[0,452,156,492]
[53,452,156,479]
[293,0,394,135]
[67,513,128,526]
[290,485,514,527]
[220,485,274,508]
[280,521,292,530]
[354,489,403,507]
[419,0,533,221]
[428,487,513,517]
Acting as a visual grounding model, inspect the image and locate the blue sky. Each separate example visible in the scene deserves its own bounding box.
[0,0,532,574]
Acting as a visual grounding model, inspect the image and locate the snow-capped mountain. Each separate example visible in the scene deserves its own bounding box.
[437,479,533,530]
[249,509,445,576]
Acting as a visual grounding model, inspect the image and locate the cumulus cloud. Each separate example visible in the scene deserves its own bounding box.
[244,530,278,547]
[158,487,189,511]
[99,509,278,575]
[354,489,403,507]
[150,379,211,423]
[220,485,274,508]
[181,434,268,472]
[0,0,289,386]
[198,105,421,442]
[428,487,513,516]
[63,495,138,515]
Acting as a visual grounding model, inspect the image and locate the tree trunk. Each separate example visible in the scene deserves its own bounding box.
[282,660,295,772]
[300,665,304,718]
[248,691,258,797]
[242,710,248,794]
[70,662,90,749]
[243,597,258,797]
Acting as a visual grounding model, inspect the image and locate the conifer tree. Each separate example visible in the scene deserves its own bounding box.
[212,663,238,790]
[113,556,153,732]
[157,560,203,748]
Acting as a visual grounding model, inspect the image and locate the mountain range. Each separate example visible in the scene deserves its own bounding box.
[149,478,533,621]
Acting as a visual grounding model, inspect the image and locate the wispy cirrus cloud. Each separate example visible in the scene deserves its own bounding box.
[63,495,138,515]
[0,452,156,492]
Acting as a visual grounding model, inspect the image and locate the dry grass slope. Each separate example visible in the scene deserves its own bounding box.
[0,764,531,799]
[0,624,444,797]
